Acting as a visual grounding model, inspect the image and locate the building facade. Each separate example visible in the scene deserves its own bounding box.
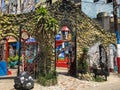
[0,0,41,14]
[81,0,120,32]
[82,0,120,18]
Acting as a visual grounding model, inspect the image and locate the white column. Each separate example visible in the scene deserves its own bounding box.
[17,0,21,14]
[108,44,114,72]
[0,0,1,12]
[117,44,120,58]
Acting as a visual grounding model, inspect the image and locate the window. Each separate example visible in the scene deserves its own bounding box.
[107,0,112,3]
[94,0,99,3]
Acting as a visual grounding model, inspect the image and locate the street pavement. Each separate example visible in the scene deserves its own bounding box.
[1,68,120,90]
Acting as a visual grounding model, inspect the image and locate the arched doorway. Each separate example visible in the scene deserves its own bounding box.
[55,26,71,68]
[0,36,18,76]
[55,25,77,76]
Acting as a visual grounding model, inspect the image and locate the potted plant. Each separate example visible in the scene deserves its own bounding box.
[8,55,19,68]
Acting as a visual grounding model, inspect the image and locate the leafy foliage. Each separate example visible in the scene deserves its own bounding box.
[8,55,20,68]
[8,55,19,62]
[37,70,57,86]
[47,1,116,54]
[78,48,89,74]
[93,76,106,82]
[0,0,116,83]
[33,7,58,82]
[0,1,116,53]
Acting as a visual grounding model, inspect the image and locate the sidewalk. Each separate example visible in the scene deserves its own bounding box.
[1,69,120,90]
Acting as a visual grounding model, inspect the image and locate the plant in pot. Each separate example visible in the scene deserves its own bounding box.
[8,55,19,68]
